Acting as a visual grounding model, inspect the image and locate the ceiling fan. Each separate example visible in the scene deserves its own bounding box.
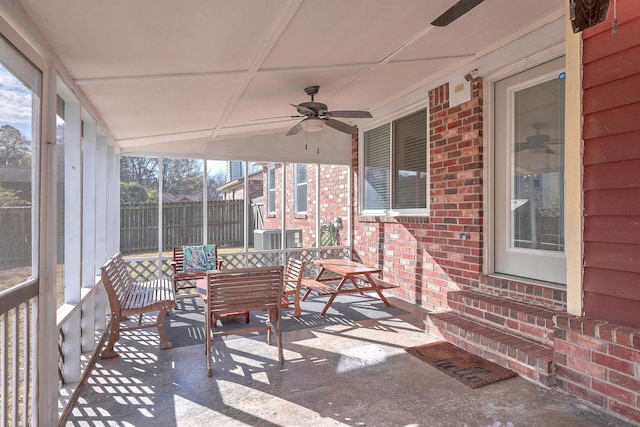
[515,123,564,154]
[285,86,372,136]
[431,0,485,26]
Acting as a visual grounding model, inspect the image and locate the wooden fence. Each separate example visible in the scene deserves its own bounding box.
[0,200,260,267]
[0,206,31,268]
[121,200,250,254]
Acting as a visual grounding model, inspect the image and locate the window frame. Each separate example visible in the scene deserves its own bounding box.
[293,163,307,214]
[267,166,276,214]
[359,105,430,216]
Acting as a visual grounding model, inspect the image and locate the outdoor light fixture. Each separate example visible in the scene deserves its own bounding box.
[333,217,343,230]
[305,117,325,132]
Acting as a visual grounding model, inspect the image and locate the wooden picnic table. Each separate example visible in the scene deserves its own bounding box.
[301,259,396,315]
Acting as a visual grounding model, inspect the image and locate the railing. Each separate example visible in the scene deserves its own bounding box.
[123,247,352,281]
[0,280,38,427]
[56,280,108,422]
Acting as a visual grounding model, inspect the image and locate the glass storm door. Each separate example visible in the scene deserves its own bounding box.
[494,57,566,284]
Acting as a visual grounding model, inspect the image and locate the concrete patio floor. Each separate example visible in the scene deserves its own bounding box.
[63,295,633,427]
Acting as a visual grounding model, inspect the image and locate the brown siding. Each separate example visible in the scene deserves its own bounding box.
[582,7,640,329]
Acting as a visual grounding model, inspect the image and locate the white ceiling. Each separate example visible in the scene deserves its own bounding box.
[19,0,564,153]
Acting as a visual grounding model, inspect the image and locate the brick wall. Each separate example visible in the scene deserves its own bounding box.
[554,315,640,424]
[352,79,484,310]
[262,163,349,247]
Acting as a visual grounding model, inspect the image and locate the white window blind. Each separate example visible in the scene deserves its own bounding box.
[394,109,427,209]
[364,123,391,210]
[267,167,276,213]
[294,164,307,213]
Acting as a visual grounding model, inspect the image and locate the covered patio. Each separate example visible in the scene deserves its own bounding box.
[1,1,640,426]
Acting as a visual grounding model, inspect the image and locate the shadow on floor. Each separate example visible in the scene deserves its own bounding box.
[63,295,633,427]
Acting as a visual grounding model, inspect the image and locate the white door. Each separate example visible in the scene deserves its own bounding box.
[494,57,566,284]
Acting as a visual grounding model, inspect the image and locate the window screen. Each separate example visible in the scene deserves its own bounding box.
[267,167,276,213]
[363,123,391,210]
[393,109,427,209]
[294,164,307,213]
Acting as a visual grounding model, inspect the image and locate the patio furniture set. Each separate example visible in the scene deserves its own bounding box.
[99,245,397,374]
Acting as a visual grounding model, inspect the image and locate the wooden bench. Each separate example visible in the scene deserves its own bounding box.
[101,252,177,358]
[301,278,338,299]
[171,245,223,295]
[205,266,284,376]
[369,277,399,290]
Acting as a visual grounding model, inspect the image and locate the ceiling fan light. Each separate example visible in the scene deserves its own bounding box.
[305,118,325,132]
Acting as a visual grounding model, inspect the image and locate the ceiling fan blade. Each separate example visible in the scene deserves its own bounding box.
[324,118,357,134]
[250,115,303,122]
[286,119,305,136]
[325,110,373,119]
[290,103,315,116]
[431,0,485,26]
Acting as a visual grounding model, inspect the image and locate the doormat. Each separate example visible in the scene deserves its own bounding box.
[405,341,517,389]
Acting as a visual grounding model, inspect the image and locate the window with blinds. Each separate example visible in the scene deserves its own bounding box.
[362,108,428,214]
[364,123,391,210]
[267,167,276,213]
[393,109,427,209]
[294,164,307,213]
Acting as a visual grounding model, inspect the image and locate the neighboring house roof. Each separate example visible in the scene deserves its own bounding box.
[219,170,263,192]
[163,194,202,203]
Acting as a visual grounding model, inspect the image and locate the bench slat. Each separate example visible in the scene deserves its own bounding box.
[301,278,338,295]
[370,277,399,289]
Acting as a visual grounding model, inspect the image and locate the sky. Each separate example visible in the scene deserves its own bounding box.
[0,66,33,140]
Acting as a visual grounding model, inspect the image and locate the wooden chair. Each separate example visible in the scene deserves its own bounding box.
[282,258,305,317]
[170,245,223,294]
[205,266,284,377]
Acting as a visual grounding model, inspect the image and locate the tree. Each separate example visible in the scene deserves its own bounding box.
[120,155,229,200]
[0,124,31,167]
[120,156,158,187]
[120,182,148,204]
[147,189,158,203]
[0,184,29,206]
[207,170,226,201]
[161,158,203,196]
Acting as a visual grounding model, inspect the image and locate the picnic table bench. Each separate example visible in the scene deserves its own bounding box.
[302,259,398,315]
[100,252,177,358]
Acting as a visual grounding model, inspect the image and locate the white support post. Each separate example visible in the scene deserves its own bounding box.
[243,161,249,253]
[315,163,320,251]
[38,60,60,427]
[95,138,108,267]
[280,164,286,263]
[81,122,97,289]
[203,161,208,245]
[61,100,82,383]
[64,101,82,304]
[105,145,117,261]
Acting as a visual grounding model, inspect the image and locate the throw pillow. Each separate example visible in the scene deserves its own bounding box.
[183,244,217,273]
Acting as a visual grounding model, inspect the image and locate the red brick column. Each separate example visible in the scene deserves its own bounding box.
[554,314,640,424]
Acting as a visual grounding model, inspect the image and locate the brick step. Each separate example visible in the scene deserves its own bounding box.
[425,311,555,386]
[447,290,559,345]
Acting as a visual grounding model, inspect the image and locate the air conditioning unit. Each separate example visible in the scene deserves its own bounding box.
[254,229,302,250]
